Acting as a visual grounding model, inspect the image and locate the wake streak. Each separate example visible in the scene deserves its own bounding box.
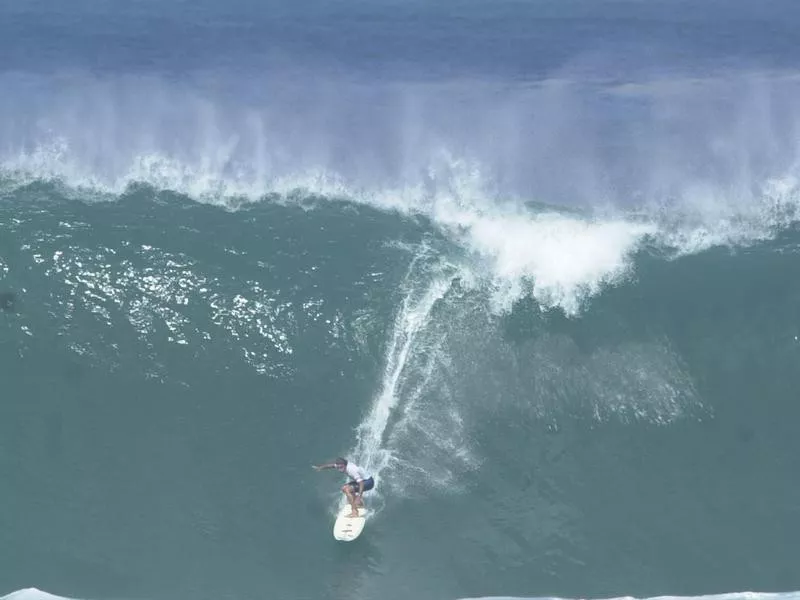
[349,255,455,501]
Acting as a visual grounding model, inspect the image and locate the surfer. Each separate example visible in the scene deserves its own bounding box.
[312,457,375,517]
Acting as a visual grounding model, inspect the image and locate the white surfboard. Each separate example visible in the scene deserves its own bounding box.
[333,504,367,541]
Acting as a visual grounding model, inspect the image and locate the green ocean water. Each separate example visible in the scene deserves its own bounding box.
[3,2,800,598]
[1,184,799,600]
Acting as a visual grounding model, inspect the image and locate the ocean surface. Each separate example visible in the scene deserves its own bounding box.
[1,1,800,599]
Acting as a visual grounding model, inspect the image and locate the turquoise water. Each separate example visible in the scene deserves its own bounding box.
[2,186,799,599]
[2,1,800,599]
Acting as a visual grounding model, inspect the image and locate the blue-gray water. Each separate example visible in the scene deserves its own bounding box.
[1,2,800,600]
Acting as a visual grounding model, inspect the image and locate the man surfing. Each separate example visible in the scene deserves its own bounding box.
[313,457,375,518]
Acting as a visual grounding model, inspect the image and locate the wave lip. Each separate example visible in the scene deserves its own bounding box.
[4,68,800,317]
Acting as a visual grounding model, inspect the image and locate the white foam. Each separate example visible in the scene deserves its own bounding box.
[440,207,656,315]
[0,140,675,316]
[5,587,797,600]
[7,134,797,317]
[353,152,657,316]
[460,593,800,600]
[1,590,79,600]
[4,71,800,315]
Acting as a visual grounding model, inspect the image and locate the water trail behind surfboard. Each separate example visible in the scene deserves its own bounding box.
[343,252,457,514]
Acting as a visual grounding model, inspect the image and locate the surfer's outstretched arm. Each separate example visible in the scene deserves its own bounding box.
[312,463,335,471]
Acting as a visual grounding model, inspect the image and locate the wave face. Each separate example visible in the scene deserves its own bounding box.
[2,186,800,600]
[2,1,800,600]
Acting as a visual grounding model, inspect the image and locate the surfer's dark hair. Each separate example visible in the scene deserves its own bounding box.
[335,457,347,467]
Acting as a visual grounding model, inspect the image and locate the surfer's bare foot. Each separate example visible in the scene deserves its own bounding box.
[349,511,359,518]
